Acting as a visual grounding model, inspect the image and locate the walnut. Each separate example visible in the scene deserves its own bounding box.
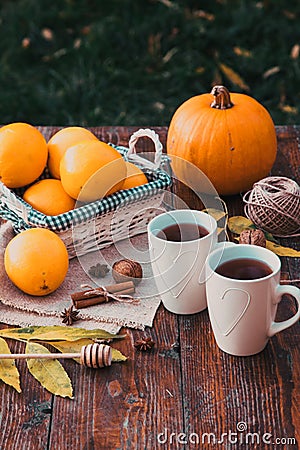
[239,229,266,247]
[112,259,143,285]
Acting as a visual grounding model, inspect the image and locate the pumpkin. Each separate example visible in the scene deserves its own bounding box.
[167,85,277,196]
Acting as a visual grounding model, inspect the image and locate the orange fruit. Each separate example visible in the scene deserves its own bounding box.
[23,179,76,216]
[47,126,98,179]
[60,140,127,202]
[4,228,69,296]
[0,122,48,188]
[122,162,148,190]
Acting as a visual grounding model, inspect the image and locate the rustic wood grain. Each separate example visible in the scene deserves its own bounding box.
[48,309,183,450]
[0,333,52,450]
[0,125,299,450]
[176,128,300,448]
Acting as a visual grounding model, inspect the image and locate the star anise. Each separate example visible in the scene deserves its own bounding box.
[61,305,80,326]
[88,263,109,278]
[134,337,155,352]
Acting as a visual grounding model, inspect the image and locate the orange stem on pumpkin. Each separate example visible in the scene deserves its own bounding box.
[210,86,234,110]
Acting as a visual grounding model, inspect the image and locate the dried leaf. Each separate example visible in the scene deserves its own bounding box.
[0,326,125,342]
[26,342,73,398]
[263,66,280,79]
[192,10,215,21]
[228,216,278,242]
[195,66,205,74]
[230,216,300,257]
[73,38,81,49]
[234,236,300,257]
[41,28,53,41]
[227,216,254,235]
[279,104,298,114]
[266,241,300,257]
[219,63,250,91]
[290,44,300,59]
[148,33,161,56]
[202,208,227,222]
[49,339,93,363]
[217,227,225,236]
[52,48,67,59]
[0,338,21,393]
[22,37,30,48]
[162,47,178,63]
[111,348,128,362]
[157,0,177,8]
[80,25,91,35]
[233,47,252,58]
[283,9,296,19]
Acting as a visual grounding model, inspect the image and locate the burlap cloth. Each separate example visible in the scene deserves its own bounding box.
[0,222,161,333]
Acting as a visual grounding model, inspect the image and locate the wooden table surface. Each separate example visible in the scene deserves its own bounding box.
[0,125,299,450]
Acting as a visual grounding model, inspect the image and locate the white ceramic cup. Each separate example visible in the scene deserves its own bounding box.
[148,209,218,314]
[206,244,300,356]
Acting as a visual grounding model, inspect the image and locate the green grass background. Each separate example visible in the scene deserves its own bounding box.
[0,0,299,126]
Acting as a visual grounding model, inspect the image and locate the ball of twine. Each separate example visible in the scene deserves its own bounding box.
[243,176,300,237]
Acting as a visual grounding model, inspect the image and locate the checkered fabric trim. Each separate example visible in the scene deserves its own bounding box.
[0,145,172,233]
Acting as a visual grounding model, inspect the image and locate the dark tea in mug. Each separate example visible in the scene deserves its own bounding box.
[216,257,273,280]
[156,222,209,242]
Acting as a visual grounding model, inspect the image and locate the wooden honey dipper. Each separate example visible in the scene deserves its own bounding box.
[0,343,112,369]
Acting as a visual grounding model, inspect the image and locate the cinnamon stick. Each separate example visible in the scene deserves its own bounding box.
[71,281,135,309]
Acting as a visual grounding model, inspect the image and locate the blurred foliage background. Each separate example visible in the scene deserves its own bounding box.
[0,0,299,126]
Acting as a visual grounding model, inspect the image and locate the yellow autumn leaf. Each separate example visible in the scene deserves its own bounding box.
[219,63,250,91]
[0,338,21,393]
[202,208,227,222]
[233,46,252,58]
[0,326,124,342]
[279,104,298,114]
[111,348,128,362]
[266,241,300,257]
[49,338,92,352]
[233,236,300,257]
[192,9,215,21]
[229,216,299,257]
[195,66,205,74]
[228,216,254,235]
[49,339,128,363]
[26,341,73,398]
[49,339,93,363]
[218,227,225,236]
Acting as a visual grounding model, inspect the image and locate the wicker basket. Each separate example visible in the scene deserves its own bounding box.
[0,128,172,258]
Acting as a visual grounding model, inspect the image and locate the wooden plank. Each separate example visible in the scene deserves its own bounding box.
[48,309,184,449]
[0,331,52,450]
[274,125,300,447]
[178,311,297,449]
[177,125,300,449]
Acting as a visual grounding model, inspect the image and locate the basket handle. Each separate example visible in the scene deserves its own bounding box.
[127,128,163,170]
[0,182,29,223]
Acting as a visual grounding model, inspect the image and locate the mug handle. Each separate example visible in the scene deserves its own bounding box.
[268,285,300,337]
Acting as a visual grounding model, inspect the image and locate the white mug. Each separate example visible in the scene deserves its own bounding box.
[148,210,218,314]
[206,244,300,356]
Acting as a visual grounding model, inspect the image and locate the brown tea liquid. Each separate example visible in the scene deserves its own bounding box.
[216,258,273,280]
[156,223,209,242]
